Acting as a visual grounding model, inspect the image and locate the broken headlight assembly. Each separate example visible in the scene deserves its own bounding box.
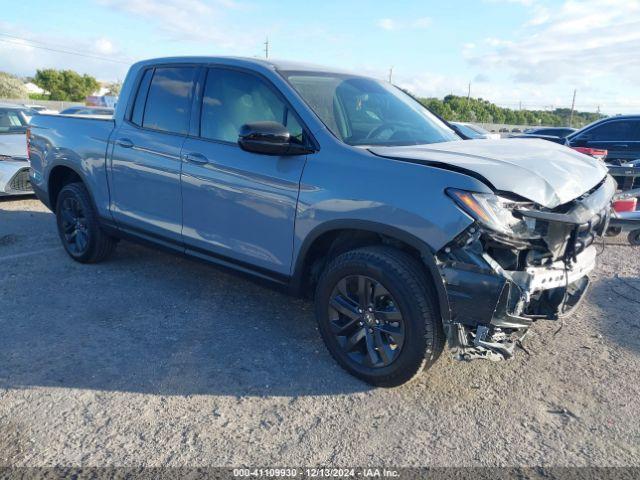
[447,189,541,243]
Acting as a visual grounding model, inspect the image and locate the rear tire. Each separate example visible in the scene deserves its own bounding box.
[629,229,640,246]
[314,246,444,387]
[55,182,117,263]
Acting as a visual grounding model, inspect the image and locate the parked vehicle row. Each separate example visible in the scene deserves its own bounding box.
[28,56,615,387]
[450,122,500,140]
[510,116,640,165]
[59,106,115,116]
[522,127,577,138]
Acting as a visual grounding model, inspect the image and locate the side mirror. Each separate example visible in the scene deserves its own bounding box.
[238,121,313,156]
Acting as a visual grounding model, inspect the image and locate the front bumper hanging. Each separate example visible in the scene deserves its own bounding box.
[436,177,614,361]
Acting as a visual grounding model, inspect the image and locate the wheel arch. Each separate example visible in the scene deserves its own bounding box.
[290,220,451,325]
[48,164,92,214]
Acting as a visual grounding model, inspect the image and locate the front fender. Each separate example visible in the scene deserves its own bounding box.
[290,146,493,323]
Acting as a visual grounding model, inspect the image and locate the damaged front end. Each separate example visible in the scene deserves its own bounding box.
[437,175,616,361]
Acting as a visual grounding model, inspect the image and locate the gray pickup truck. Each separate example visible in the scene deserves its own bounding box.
[29,57,614,387]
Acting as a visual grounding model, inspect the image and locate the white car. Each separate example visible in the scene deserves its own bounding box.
[22,104,59,115]
[0,105,32,196]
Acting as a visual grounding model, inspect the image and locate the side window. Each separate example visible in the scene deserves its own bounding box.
[588,121,633,141]
[284,109,304,144]
[130,68,153,126]
[200,68,304,144]
[142,67,197,134]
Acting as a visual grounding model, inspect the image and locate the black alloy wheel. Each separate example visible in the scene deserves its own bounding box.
[55,182,117,263]
[328,275,405,368]
[59,195,90,256]
[315,246,444,387]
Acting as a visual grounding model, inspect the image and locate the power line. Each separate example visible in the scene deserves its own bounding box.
[0,32,130,65]
[568,89,577,127]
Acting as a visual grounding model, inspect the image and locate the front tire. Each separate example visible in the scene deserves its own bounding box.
[55,182,117,263]
[314,246,444,387]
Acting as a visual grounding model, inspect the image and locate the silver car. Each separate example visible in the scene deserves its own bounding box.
[0,105,32,196]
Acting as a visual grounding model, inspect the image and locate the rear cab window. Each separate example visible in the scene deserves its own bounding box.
[130,66,198,135]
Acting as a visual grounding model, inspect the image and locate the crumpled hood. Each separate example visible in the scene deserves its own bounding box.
[0,133,28,159]
[369,138,609,209]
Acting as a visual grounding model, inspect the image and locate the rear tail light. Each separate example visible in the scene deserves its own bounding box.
[613,198,638,212]
[26,126,31,161]
[572,146,608,160]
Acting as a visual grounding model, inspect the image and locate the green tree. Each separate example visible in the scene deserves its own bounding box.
[105,81,122,97]
[416,94,605,127]
[34,69,100,101]
[0,72,27,98]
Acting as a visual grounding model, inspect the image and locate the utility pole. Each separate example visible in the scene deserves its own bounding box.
[569,89,577,127]
[466,82,471,101]
[388,66,393,83]
[264,37,269,59]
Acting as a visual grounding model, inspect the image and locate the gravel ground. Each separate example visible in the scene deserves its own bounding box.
[1,196,639,468]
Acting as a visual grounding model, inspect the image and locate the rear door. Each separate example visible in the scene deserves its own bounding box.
[109,66,198,243]
[179,67,310,276]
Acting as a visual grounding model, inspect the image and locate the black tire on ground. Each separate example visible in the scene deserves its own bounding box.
[629,229,640,246]
[314,246,445,387]
[55,182,117,263]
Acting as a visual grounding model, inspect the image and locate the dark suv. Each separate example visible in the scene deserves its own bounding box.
[566,115,640,165]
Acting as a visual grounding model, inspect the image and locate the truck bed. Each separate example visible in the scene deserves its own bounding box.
[28,114,115,217]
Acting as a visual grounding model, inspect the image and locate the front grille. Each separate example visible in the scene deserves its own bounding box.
[9,169,32,192]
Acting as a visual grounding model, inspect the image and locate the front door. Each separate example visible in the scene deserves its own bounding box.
[180,67,309,276]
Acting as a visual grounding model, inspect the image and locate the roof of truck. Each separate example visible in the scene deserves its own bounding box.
[134,56,352,74]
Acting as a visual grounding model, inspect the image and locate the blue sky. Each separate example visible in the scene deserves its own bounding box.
[1,0,639,113]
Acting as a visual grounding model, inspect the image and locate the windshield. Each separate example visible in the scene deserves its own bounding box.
[0,108,28,134]
[282,72,459,146]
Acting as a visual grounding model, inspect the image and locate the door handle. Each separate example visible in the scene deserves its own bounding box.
[615,144,629,148]
[182,152,209,164]
[115,138,134,148]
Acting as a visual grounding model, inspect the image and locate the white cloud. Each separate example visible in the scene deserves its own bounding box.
[0,22,129,80]
[412,17,432,29]
[377,18,396,31]
[485,0,537,6]
[526,4,550,25]
[376,17,432,31]
[97,0,258,49]
[94,38,116,55]
[468,0,640,86]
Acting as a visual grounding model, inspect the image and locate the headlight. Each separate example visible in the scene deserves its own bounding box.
[447,189,540,240]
